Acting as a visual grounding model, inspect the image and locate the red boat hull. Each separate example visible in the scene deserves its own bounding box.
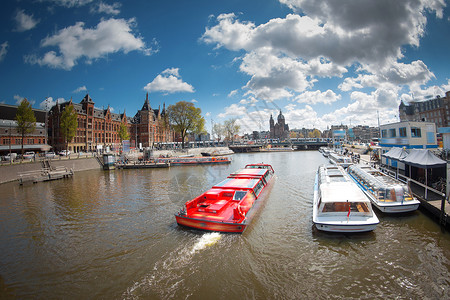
[175,215,247,233]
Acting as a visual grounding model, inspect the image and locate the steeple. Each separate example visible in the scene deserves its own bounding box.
[141,93,151,111]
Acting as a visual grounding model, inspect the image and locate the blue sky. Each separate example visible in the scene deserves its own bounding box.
[1,0,450,134]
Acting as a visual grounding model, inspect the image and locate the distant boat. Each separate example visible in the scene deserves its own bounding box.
[313,165,379,233]
[175,163,275,233]
[157,156,231,166]
[347,165,420,213]
[329,152,353,168]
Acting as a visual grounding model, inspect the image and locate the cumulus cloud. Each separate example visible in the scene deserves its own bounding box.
[39,97,57,110]
[73,86,88,93]
[295,90,341,105]
[25,18,155,70]
[14,10,39,32]
[90,2,121,15]
[0,42,8,62]
[144,68,194,94]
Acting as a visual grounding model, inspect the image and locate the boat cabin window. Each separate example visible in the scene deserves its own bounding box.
[233,191,247,201]
[322,202,370,213]
[253,180,264,196]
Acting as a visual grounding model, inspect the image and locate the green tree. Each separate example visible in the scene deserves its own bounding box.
[60,105,77,152]
[167,101,205,148]
[15,98,36,156]
[117,123,130,142]
[224,118,240,144]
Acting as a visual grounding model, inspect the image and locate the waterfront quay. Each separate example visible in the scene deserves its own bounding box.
[0,151,449,299]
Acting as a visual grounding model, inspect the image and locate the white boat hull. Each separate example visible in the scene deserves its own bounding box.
[314,222,378,233]
[372,202,420,213]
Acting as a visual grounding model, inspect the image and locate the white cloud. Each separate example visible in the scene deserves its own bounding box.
[91,2,121,15]
[0,42,8,62]
[73,86,87,93]
[39,97,56,110]
[294,90,341,105]
[14,10,39,32]
[191,99,198,103]
[228,89,238,97]
[202,1,446,106]
[144,68,194,94]
[14,95,24,105]
[44,0,94,7]
[25,18,154,70]
[14,95,35,106]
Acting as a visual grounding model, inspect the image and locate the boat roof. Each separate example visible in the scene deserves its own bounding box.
[230,168,267,177]
[213,177,260,190]
[348,165,406,190]
[320,182,370,203]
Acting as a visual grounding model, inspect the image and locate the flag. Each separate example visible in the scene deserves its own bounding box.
[347,201,351,218]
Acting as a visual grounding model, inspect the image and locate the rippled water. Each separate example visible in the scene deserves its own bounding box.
[1,151,449,299]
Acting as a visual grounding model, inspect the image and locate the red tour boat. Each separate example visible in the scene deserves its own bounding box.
[175,163,275,233]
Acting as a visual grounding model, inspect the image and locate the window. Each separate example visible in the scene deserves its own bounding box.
[411,127,421,138]
[399,127,407,137]
[381,129,387,138]
[389,128,396,137]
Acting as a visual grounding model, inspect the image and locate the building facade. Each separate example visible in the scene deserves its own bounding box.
[399,91,450,128]
[48,94,130,152]
[130,94,174,149]
[379,121,437,150]
[0,103,49,155]
[269,111,289,140]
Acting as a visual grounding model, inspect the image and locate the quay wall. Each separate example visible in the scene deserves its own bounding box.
[0,157,101,184]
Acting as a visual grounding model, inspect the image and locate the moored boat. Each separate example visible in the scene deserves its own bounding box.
[347,165,420,213]
[157,156,231,166]
[329,152,353,168]
[175,163,275,233]
[313,165,379,233]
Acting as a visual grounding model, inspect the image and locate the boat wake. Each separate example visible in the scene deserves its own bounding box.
[123,232,221,299]
[190,232,221,254]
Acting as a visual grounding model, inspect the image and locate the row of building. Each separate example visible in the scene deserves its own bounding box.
[0,94,175,155]
[1,91,449,155]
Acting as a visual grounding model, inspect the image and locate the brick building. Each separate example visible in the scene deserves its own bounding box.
[130,94,174,148]
[48,94,130,152]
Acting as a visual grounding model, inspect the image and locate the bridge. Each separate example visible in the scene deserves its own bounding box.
[228,141,329,153]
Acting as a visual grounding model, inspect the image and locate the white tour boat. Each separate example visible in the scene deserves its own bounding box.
[313,165,379,233]
[347,165,420,213]
[328,152,353,168]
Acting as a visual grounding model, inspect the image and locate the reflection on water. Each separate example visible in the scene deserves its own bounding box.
[0,151,449,299]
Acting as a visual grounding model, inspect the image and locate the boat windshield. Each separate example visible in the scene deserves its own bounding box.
[233,190,247,201]
[321,202,370,213]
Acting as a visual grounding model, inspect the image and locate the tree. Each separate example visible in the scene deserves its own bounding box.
[224,118,240,144]
[15,98,36,156]
[60,105,77,152]
[212,123,225,143]
[167,101,205,148]
[117,123,130,142]
[308,129,321,138]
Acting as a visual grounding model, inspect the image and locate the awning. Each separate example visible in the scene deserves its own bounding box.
[382,147,408,160]
[400,149,446,168]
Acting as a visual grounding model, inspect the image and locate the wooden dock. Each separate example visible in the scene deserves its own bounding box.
[18,166,74,185]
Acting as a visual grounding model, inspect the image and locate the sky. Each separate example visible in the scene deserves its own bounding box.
[1,0,450,134]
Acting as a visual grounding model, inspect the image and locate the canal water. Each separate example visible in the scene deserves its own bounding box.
[1,151,449,299]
